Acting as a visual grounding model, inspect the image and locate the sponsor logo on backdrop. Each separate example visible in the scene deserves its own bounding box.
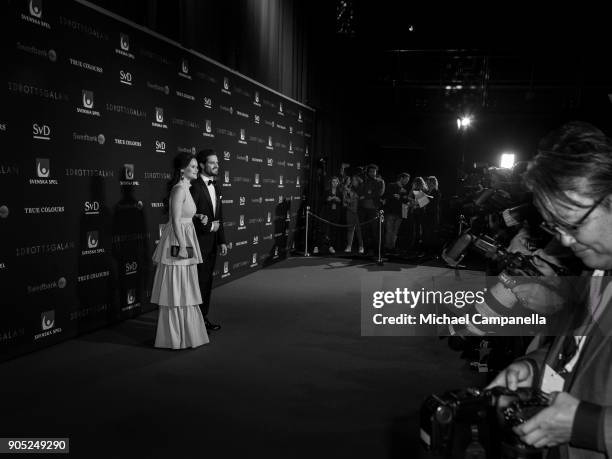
[76,89,100,116]
[203,97,212,109]
[152,107,168,128]
[27,276,67,294]
[222,77,231,95]
[151,202,164,208]
[278,195,284,204]
[172,118,200,129]
[251,197,262,204]
[253,235,259,245]
[147,81,170,95]
[238,215,246,230]
[69,56,103,73]
[144,172,172,180]
[222,171,231,187]
[84,201,100,215]
[286,211,291,222]
[254,114,260,124]
[78,270,110,282]
[120,164,139,186]
[70,303,109,321]
[273,246,280,259]
[220,105,234,115]
[305,146,309,157]
[116,33,135,59]
[278,101,285,116]
[221,261,230,278]
[237,154,249,163]
[239,197,246,206]
[110,137,142,148]
[155,140,166,153]
[59,16,108,40]
[179,58,191,79]
[250,157,263,164]
[119,70,133,86]
[30,158,57,185]
[264,119,275,128]
[123,289,141,312]
[296,176,301,188]
[24,205,64,215]
[21,0,50,29]
[265,212,272,226]
[16,240,75,257]
[32,123,51,140]
[140,48,171,65]
[298,111,303,122]
[266,136,273,150]
[253,91,261,107]
[0,327,25,344]
[177,146,197,154]
[238,129,247,144]
[34,310,63,341]
[276,122,286,131]
[279,176,284,188]
[236,110,249,119]
[73,132,105,145]
[65,167,114,178]
[267,158,274,167]
[82,230,104,255]
[223,151,231,161]
[250,253,258,267]
[176,90,195,101]
[125,261,138,276]
[233,261,249,270]
[106,103,146,118]
[0,206,9,219]
[8,81,69,101]
[289,126,294,134]
[112,232,151,246]
[253,173,261,188]
[288,142,294,154]
[263,233,273,241]
[277,160,286,167]
[221,199,233,205]
[203,120,215,138]
[1,164,19,176]
[235,240,248,247]
[248,217,263,224]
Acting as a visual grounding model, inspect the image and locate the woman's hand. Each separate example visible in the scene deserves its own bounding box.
[178,246,189,259]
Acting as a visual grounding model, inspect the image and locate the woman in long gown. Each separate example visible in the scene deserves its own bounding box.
[151,153,209,349]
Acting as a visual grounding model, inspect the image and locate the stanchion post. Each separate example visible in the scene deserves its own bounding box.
[377,210,384,265]
[305,206,310,257]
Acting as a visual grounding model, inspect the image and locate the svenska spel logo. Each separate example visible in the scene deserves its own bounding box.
[41,310,54,331]
[124,164,134,180]
[155,107,164,123]
[87,231,99,249]
[82,90,94,109]
[29,0,42,18]
[36,158,50,178]
[127,289,136,305]
[120,33,130,51]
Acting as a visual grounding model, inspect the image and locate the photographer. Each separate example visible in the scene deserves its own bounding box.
[487,121,612,458]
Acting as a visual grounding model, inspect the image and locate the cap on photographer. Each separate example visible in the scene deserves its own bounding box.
[487,121,612,458]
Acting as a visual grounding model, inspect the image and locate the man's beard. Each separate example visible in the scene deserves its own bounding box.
[206,169,218,177]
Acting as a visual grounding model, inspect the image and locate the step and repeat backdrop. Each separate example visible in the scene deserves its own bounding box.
[0,0,313,361]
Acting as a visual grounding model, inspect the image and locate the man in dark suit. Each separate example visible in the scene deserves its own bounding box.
[487,122,612,458]
[191,149,227,331]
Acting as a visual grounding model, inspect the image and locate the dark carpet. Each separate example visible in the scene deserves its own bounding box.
[1,257,484,459]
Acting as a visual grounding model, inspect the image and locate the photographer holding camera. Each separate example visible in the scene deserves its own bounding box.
[487,121,612,458]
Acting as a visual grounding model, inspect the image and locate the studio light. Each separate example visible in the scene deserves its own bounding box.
[457,115,472,130]
[500,153,515,169]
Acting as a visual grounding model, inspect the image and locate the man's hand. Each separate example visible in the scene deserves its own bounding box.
[195,214,208,225]
[511,280,566,314]
[514,392,579,448]
[220,244,228,256]
[210,221,220,232]
[486,360,533,391]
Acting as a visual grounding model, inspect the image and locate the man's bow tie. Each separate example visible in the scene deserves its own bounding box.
[207,180,216,186]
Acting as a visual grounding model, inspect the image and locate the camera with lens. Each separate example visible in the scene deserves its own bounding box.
[420,386,551,459]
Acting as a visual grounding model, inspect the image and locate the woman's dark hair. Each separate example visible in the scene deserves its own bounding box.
[163,152,196,212]
[524,121,612,224]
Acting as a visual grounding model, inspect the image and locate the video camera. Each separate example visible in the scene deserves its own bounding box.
[420,386,551,459]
